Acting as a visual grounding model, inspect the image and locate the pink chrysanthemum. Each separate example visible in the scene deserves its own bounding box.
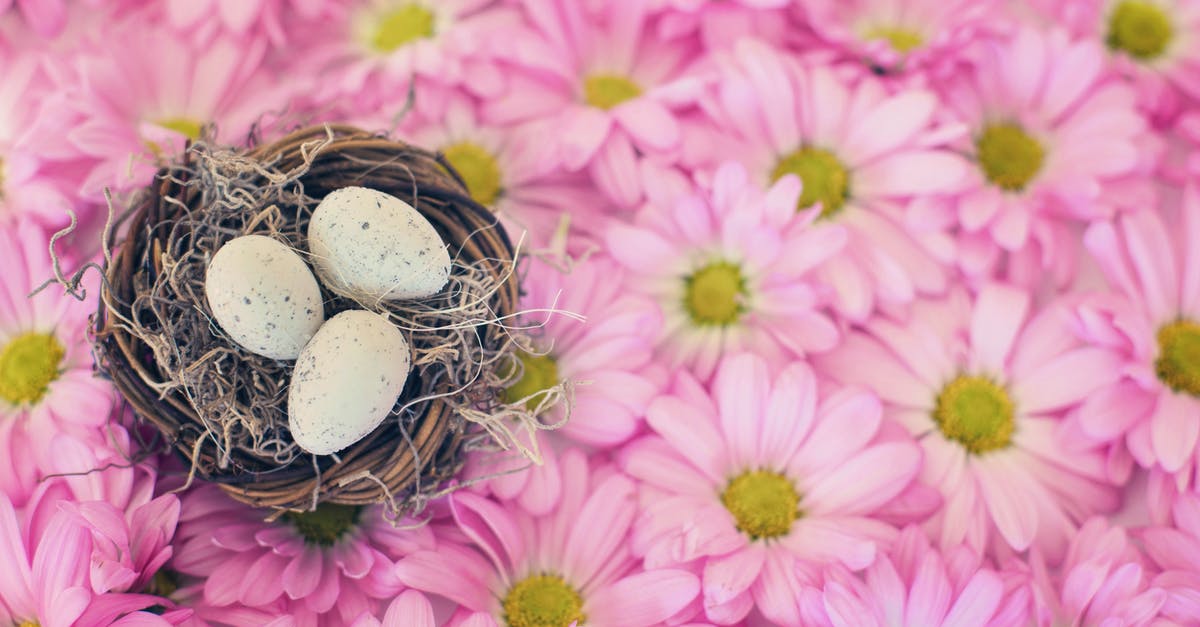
[66,22,289,195]
[0,490,188,626]
[802,525,1033,627]
[1078,187,1200,488]
[487,0,700,207]
[814,284,1121,562]
[792,0,1005,76]
[398,91,610,251]
[0,47,86,226]
[620,353,923,625]
[0,220,115,505]
[941,27,1154,278]
[169,484,432,625]
[686,39,969,319]
[396,449,701,626]
[1142,492,1200,621]
[1036,0,1200,121]
[297,0,519,109]
[606,162,843,379]
[1031,516,1167,625]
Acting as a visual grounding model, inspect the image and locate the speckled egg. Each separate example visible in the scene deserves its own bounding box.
[204,235,324,360]
[287,309,411,456]
[308,186,452,302]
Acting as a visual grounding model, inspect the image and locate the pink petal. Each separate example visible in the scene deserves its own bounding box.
[903,552,952,626]
[282,547,322,599]
[394,548,493,612]
[613,99,679,151]
[562,475,636,587]
[843,90,938,165]
[975,457,1039,551]
[1011,348,1124,414]
[16,0,66,36]
[781,518,881,570]
[758,363,817,469]
[586,569,700,627]
[605,224,679,271]
[559,107,613,170]
[969,284,1030,374]
[804,443,921,516]
[382,590,436,627]
[714,353,771,467]
[0,495,35,618]
[645,397,728,483]
[854,150,969,198]
[451,492,525,577]
[703,544,764,606]
[942,569,1004,627]
[1151,393,1200,473]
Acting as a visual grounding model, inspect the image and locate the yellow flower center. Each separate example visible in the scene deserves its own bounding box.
[443,141,503,206]
[502,574,586,627]
[933,375,1015,455]
[684,261,746,326]
[1107,0,1173,61]
[975,123,1045,192]
[0,332,65,407]
[17,621,39,627]
[864,26,925,53]
[502,353,560,410]
[156,117,204,141]
[283,504,361,546]
[1156,319,1200,396]
[721,470,801,540]
[771,147,850,217]
[371,3,436,53]
[583,74,642,110]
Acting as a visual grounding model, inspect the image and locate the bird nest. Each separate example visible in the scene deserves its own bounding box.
[86,124,558,513]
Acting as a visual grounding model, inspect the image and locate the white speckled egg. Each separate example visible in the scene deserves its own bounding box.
[204,235,324,360]
[287,309,411,455]
[308,186,452,302]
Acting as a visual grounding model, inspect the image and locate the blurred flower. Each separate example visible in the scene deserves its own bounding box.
[1142,491,1200,622]
[1078,187,1200,489]
[396,449,701,626]
[170,484,431,625]
[802,525,1033,627]
[815,284,1121,562]
[607,162,844,379]
[620,353,923,625]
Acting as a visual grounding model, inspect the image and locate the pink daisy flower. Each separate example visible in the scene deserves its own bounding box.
[66,22,289,195]
[62,493,180,596]
[0,490,187,627]
[397,91,610,251]
[1078,187,1200,487]
[940,27,1153,277]
[1037,0,1200,121]
[0,220,116,506]
[1031,516,1167,625]
[169,484,431,625]
[487,0,701,207]
[803,525,1033,627]
[297,0,519,110]
[621,353,923,625]
[396,449,701,626]
[814,284,1122,562]
[606,161,844,380]
[687,39,969,319]
[1142,491,1200,621]
[792,0,1005,76]
[0,47,87,226]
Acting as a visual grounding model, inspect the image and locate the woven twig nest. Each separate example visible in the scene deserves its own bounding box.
[92,124,524,511]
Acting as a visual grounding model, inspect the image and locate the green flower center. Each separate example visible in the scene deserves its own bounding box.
[933,375,1015,455]
[1107,1,1173,61]
[502,574,586,627]
[583,74,642,110]
[284,504,362,546]
[721,470,801,540]
[771,147,850,217]
[502,353,560,410]
[0,332,65,407]
[975,123,1045,192]
[864,26,925,53]
[146,569,180,598]
[156,117,204,141]
[1156,320,1200,396]
[684,261,747,326]
[443,141,503,206]
[371,3,436,52]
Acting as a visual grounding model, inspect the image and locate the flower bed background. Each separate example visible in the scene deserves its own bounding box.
[1,0,1199,625]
